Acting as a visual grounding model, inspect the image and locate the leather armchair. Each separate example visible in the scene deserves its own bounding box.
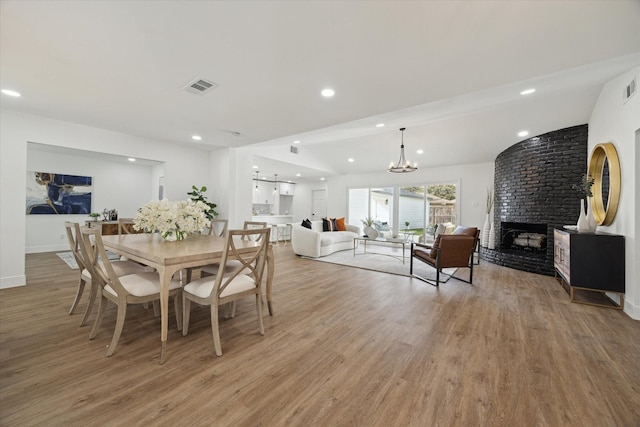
[410,226,479,286]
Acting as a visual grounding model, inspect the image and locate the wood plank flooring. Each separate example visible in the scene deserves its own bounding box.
[1,246,639,426]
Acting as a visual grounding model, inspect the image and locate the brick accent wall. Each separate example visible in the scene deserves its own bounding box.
[480,124,588,275]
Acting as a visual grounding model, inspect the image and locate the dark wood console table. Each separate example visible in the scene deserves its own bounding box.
[85,220,138,236]
[553,228,625,309]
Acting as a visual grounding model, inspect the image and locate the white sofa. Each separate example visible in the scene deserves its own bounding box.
[291,220,360,258]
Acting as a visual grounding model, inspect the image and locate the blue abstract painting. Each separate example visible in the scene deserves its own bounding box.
[26,171,93,214]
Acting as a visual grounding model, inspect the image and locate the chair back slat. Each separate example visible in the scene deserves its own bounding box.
[78,226,128,297]
[242,221,268,241]
[64,221,87,270]
[117,218,136,235]
[208,219,229,237]
[214,227,270,298]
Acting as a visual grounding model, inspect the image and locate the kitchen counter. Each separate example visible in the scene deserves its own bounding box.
[252,215,293,225]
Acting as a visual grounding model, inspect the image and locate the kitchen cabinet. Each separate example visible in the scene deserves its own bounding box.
[252,180,275,204]
[279,182,295,195]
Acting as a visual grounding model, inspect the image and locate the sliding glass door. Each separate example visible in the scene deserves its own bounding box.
[349,183,457,242]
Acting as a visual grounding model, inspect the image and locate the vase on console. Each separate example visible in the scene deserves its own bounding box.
[577,199,596,233]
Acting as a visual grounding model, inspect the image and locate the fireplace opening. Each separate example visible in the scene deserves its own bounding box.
[500,222,547,255]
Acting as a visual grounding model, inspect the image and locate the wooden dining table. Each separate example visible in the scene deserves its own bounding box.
[101,233,275,364]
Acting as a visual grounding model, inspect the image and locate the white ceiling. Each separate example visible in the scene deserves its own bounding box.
[2,1,639,182]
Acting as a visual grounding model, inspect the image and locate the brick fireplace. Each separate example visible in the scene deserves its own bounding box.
[480,124,587,275]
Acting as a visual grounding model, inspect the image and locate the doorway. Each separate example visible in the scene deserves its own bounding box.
[311,190,327,220]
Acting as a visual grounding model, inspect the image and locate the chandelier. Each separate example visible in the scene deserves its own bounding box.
[388,127,417,173]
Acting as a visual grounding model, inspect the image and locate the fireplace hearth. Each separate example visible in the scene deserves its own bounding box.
[500,222,547,255]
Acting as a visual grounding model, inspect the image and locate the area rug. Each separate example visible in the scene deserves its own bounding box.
[56,251,120,270]
[302,244,458,282]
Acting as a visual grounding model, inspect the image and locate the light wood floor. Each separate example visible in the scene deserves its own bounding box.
[1,246,639,426]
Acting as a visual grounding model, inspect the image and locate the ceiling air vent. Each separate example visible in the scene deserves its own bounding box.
[290,145,299,154]
[182,78,219,96]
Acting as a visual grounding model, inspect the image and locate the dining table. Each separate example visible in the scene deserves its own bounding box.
[101,233,275,364]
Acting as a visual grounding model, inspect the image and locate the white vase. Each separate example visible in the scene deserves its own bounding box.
[488,226,496,249]
[577,199,589,233]
[481,214,491,247]
[363,226,378,239]
[586,197,597,232]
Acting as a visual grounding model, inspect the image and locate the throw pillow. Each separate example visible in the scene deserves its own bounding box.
[322,217,338,232]
[301,219,312,229]
[336,217,346,231]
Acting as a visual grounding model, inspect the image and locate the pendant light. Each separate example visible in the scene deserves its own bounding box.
[254,171,259,190]
[273,174,278,194]
[388,127,417,173]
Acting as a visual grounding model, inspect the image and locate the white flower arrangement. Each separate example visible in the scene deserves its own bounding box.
[133,198,211,241]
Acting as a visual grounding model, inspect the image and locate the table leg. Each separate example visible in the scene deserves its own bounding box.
[158,266,173,365]
[266,245,275,316]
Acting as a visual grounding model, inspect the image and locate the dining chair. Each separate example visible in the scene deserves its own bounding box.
[78,226,183,356]
[200,221,267,277]
[207,218,228,237]
[65,221,153,326]
[65,221,94,322]
[182,227,271,356]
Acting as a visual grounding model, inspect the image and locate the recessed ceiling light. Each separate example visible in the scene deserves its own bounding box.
[520,88,536,95]
[293,140,301,144]
[295,173,301,177]
[192,135,202,141]
[253,165,259,169]
[128,158,136,162]
[321,88,335,97]
[518,130,529,137]
[288,180,292,183]
[1,89,21,97]
[320,177,325,181]
[376,123,385,128]
[416,149,424,154]
[348,158,354,163]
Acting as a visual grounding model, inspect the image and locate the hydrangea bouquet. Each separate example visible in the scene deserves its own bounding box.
[133,199,211,241]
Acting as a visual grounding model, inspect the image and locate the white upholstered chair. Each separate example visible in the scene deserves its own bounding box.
[182,226,270,356]
[78,226,183,356]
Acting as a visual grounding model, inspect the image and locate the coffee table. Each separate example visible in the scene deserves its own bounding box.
[353,236,411,264]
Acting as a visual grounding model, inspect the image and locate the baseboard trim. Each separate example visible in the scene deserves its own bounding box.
[26,244,69,254]
[623,299,640,320]
[0,275,26,289]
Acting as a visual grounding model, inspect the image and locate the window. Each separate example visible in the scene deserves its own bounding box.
[349,183,457,241]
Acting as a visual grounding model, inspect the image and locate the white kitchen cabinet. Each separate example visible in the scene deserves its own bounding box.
[279,182,295,195]
[252,180,275,204]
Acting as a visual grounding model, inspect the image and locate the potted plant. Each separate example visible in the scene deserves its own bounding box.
[88,212,100,221]
[187,185,218,220]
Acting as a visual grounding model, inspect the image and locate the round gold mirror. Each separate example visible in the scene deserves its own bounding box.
[588,142,620,225]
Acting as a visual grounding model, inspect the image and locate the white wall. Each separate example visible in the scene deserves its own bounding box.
[26,146,155,253]
[325,162,495,230]
[0,110,214,289]
[588,66,640,320]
